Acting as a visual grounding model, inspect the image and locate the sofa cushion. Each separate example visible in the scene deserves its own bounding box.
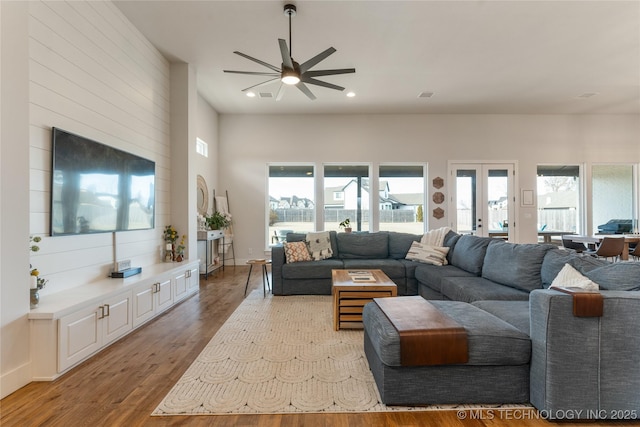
[388,231,421,259]
[342,259,405,279]
[472,300,531,336]
[305,231,333,260]
[582,263,640,291]
[443,230,461,264]
[288,231,338,258]
[363,300,531,367]
[337,232,389,259]
[415,264,475,294]
[482,241,554,292]
[405,242,449,265]
[283,241,312,263]
[550,263,598,291]
[281,259,344,280]
[541,249,608,288]
[449,235,493,275]
[440,276,531,303]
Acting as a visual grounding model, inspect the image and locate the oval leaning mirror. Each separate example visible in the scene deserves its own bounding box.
[197,175,209,215]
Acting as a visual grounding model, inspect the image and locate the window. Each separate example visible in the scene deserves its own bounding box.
[378,165,426,234]
[334,191,344,200]
[268,165,315,245]
[537,165,581,236]
[196,137,208,157]
[324,165,370,232]
[591,164,635,234]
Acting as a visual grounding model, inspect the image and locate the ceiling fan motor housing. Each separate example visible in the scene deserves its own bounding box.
[284,4,297,17]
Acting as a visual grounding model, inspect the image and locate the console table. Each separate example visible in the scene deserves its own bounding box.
[197,230,224,278]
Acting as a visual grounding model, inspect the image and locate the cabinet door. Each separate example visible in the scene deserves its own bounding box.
[133,282,155,327]
[187,267,199,293]
[174,271,188,302]
[58,305,101,372]
[102,292,133,345]
[156,278,173,313]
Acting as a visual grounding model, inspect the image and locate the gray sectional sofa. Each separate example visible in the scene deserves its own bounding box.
[271,230,640,419]
[272,231,427,296]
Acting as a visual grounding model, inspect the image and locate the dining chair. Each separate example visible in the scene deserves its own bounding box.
[584,237,625,261]
[562,237,587,253]
[629,244,640,261]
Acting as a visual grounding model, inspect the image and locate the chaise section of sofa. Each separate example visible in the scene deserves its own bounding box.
[363,299,531,405]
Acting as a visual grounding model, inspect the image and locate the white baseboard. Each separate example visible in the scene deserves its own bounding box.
[0,361,31,399]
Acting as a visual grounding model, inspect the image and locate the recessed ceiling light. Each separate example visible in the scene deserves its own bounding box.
[576,92,599,99]
[346,91,356,98]
[246,91,256,98]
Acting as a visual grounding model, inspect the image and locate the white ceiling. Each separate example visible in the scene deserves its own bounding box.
[113,1,640,115]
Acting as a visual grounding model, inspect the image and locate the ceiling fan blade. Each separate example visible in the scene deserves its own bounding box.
[303,68,355,78]
[299,47,336,73]
[224,70,280,76]
[240,77,280,92]
[275,84,286,101]
[233,51,281,73]
[278,39,294,69]
[296,82,317,100]
[301,76,345,91]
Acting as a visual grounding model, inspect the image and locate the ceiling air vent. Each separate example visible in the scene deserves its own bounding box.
[259,92,273,98]
[577,92,598,98]
[418,91,434,98]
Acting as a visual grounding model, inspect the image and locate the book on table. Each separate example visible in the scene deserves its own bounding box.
[347,270,376,282]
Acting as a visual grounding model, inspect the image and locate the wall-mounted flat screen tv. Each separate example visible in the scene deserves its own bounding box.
[51,127,155,235]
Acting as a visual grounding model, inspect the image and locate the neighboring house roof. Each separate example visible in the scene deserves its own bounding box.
[538,191,577,209]
[389,193,424,206]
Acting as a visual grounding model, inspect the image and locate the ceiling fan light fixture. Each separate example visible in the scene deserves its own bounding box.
[223,3,355,100]
[281,69,300,85]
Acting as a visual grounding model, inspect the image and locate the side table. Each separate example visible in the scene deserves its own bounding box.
[244,259,272,297]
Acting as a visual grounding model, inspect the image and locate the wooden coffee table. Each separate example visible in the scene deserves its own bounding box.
[332,269,397,330]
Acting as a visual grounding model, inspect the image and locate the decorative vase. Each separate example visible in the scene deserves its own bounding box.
[176,254,183,262]
[30,288,40,309]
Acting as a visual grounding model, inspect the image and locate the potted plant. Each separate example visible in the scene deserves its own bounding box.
[175,235,186,262]
[29,236,47,308]
[163,225,179,261]
[206,211,231,230]
[339,218,352,233]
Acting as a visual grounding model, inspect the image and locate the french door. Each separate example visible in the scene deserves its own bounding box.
[450,163,515,240]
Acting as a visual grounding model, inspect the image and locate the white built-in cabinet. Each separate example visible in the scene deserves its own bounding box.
[58,290,133,372]
[133,277,173,327]
[29,261,199,381]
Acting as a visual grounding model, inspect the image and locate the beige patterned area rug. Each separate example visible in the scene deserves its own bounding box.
[153,291,526,416]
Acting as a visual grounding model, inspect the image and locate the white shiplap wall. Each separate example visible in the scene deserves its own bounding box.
[28,1,171,294]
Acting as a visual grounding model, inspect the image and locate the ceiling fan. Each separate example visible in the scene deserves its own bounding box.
[223,4,355,101]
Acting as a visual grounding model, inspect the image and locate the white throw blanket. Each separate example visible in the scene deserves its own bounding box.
[305,231,333,260]
[420,226,452,247]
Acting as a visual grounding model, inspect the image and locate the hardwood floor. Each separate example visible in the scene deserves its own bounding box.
[1,266,635,427]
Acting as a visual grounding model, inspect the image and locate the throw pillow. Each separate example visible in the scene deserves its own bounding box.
[405,241,449,266]
[283,241,312,263]
[305,231,333,260]
[582,262,640,291]
[550,263,599,291]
